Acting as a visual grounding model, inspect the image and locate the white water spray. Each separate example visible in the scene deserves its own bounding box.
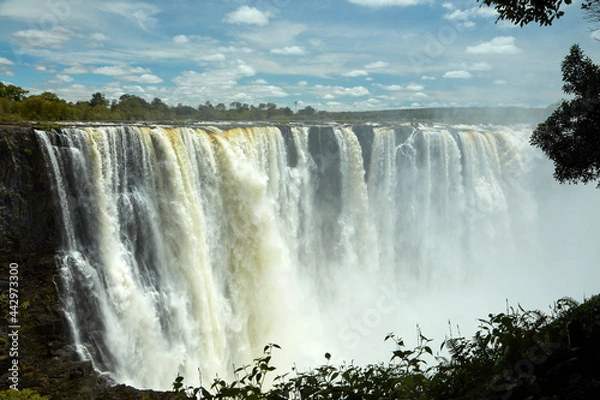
[36,124,600,389]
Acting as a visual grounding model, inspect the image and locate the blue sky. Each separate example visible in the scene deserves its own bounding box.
[0,0,599,111]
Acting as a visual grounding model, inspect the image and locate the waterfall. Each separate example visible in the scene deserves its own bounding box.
[35,123,599,389]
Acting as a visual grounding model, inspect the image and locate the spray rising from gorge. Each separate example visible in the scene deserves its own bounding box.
[35,124,600,389]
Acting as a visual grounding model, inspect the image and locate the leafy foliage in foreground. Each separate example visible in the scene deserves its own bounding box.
[174,296,600,399]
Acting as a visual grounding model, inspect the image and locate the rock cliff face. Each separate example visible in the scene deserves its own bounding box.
[0,125,176,399]
[0,125,59,255]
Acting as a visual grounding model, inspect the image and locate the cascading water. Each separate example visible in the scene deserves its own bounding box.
[35,123,600,389]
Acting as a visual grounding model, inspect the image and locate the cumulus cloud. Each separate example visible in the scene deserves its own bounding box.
[173,35,190,44]
[382,84,403,91]
[169,62,291,105]
[365,61,389,69]
[406,83,424,91]
[270,46,306,55]
[444,6,497,21]
[348,0,429,7]
[343,70,369,77]
[0,57,15,76]
[469,62,493,71]
[90,65,162,83]
[91,33,109,42]
[63,65,89,74]
[335,86,370,96]
[315,84,370,97]
[93,65,150,76]
[443,70,472,78]
[224,6,272,26]
[410,92,428,99]
[466,36,520,55]
[129,74,163,84]
[421,75,436,80]
[48,74,74,84]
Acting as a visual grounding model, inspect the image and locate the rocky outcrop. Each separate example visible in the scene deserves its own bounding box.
[0,125,59,256]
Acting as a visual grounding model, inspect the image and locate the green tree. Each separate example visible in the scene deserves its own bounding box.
[477,0,593,26]
[90,92,109,108]
[298,105,316,116]
[0,82,28,101]
[531,44,600,186]
[115,94,152,120]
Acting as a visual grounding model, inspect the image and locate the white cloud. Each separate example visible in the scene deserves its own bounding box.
[170,61,287,105]
[91,33,109,42]
[466,36,520,55]
[241,21,307,50]
[298,80,308,86]
[173,35,190,44]
[383,84,403,91]
[198,53,226,62]
[406,83,424,91]
[98,2,160,30]
[443,70,472,78]
[365,61,389,69]
[237,63,256,76]
[421,75,436,80]
[444,6,497,21]
[11,27,71,49]
[411,92,428,99]
[129,74,163,84]
[315,84,370,97]
[224,6,272,26]
[89,65,162,83]
[348,0,429,7]
[270,46,306,55]
[343,70,369,77]
[335,86,370,96]
[469,62,493,71]
[93,65,150,76]
[0,57,15,76]
[49,74,74,84]
[64,65,89,74]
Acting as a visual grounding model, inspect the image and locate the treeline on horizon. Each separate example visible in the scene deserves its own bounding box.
[0,82,551,125]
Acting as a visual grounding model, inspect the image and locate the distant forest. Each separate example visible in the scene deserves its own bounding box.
[0,82,551,125]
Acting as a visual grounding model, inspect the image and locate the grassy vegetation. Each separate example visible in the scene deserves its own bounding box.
[173,296,600,400]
